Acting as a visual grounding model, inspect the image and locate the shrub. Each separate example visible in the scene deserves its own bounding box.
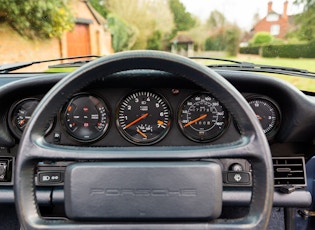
[239,46,260,55]
[250,32,273,46]
[262,42,315,58]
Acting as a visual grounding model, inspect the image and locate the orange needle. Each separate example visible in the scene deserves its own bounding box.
[124,113,149,129]
[137,128,147,138]
[256,114,263,120]
[157,120,164,125]
[184,114,207,127]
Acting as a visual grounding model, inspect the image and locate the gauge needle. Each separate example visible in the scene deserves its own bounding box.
[124,113,149,129]
[256,114,263,120]
[184,114,207,127]
[137,128,147,138]
[157,120,164,125]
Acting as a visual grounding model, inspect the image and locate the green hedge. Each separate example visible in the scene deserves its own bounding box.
[239,41,315,58]
[262,41,315,58]
[239,46,260,55]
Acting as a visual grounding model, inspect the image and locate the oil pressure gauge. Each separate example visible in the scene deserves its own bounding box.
[63,94,110,142]
[178,93,229,142]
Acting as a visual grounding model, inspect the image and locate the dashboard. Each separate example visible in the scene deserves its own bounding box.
[1,69,314,147]
[0,59,314,228]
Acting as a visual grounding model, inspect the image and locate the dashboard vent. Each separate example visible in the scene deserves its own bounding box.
[273,157,306,188]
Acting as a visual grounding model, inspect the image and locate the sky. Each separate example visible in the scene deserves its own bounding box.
[179,0,304,30]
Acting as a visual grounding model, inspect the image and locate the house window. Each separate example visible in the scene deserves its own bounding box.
[266,14,279,22]
[270,24,280,36]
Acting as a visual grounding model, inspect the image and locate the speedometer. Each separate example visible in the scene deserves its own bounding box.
[116,91,171,145]
[178,93,229,142]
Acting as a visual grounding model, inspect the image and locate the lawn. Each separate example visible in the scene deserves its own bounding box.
[235,56,315,92]
[194,54,315,92]
[228,55,315,93]
[235,55,315,72]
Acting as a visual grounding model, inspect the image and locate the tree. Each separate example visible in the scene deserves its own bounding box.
[204,11,227,51]
[293,0,315,41]
[203,10,241,56]
[105,0,174,50]
[147,1,174,36]
[107,14,137,52]
[169,0,195,34]
[0,0,74,39]
[89,0,109,18]
[147,30,162,50]
[186,18,209,51]
[145,1,175,50]
[205,35,225,51]
[206,10,226,30]
[225,25,241,56]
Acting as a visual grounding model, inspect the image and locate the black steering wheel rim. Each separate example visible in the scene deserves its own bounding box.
[15,50,273,230]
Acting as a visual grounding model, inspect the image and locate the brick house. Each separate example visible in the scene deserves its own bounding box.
[0,0,113,71]
[252,1,293,39]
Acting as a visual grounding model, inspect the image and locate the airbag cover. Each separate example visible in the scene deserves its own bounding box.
[64,161,222,220]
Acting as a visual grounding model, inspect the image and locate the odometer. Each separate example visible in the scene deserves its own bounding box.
[178,93,229,142]
[116,91,171,145]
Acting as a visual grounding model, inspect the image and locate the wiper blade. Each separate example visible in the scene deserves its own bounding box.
[190,56,245,65]
[0,55,101,73]
[48,60,91,68]
[189,56,259,69]
[258,64,310,73]
[190,56,315,76]
[209,63,311,73]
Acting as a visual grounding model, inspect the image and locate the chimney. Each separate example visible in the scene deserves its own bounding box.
[268,1,273,13]
[283,1,288,20]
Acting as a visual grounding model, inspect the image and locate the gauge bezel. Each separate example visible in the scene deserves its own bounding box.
[177,92,230,143]
[246,94,281,140]
[116,90,172,145]
[61,93,110,143]
[8,98,54,139]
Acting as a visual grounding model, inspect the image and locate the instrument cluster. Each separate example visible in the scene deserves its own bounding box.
[61,90,229,145]
[7,90,282,145]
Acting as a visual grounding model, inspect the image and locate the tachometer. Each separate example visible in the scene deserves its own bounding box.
[178,93,229,142]
[116,91,171,145]
[63,94,110,142]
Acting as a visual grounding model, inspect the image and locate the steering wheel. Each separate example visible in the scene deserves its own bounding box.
[15,51,273,230]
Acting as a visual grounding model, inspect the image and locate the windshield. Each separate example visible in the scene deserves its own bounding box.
[0,0,314,91]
